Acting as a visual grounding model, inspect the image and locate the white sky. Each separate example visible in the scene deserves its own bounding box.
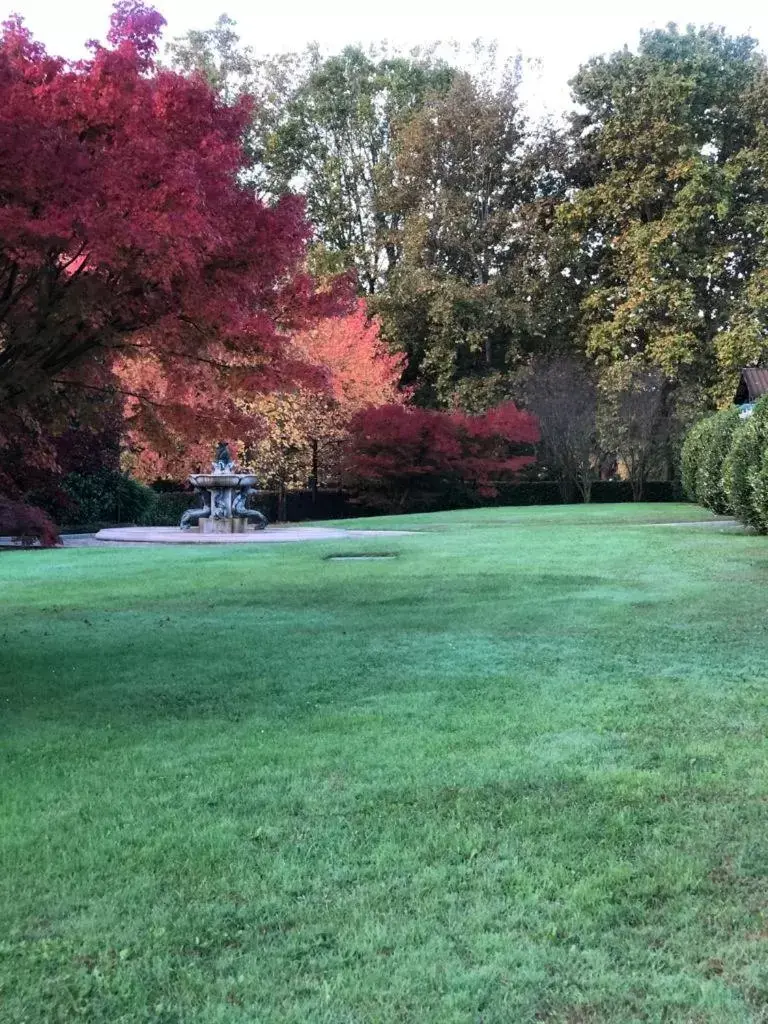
[10,0,768,120]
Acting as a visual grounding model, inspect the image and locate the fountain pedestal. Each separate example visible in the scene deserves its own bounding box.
[201,517,248,534]
[179,444,268,533]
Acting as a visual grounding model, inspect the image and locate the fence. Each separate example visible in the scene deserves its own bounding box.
[138,480,683,526]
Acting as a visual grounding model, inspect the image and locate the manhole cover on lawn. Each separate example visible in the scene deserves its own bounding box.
[326,552,397,561]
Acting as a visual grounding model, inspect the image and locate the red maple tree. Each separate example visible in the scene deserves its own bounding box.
[345,401,540,511]
[0,1,351,494]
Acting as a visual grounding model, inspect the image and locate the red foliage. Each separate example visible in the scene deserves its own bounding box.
[0,2,352,489]
[0,497,60,547]
[294,300,407,414]
[128,300,406,481]
[346,401,540,511]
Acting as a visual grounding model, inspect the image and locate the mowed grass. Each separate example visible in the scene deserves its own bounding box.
[2,502,767,1023]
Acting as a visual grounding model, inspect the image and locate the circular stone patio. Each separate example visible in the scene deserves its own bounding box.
[93,526,414,544]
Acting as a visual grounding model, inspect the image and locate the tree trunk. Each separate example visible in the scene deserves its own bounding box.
[310,438,319,504]
[578,471,593,504]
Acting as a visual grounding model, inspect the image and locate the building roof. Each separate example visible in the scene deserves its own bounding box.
[734,367,768,405]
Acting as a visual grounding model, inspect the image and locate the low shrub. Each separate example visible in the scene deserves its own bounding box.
[135,480,684,526]
[493,481,563,506]
[139,491,196,527]
[0,498,60,547]
[591,480,681,503]
[62,471,155,526]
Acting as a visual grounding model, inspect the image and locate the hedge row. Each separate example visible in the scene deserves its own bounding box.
[135,480,681,526]
[681,397,768,531]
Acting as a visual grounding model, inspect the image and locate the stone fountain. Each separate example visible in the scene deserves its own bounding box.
[180,442,267,533]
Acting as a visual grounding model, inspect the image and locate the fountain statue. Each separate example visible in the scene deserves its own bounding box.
[180,442,267,533]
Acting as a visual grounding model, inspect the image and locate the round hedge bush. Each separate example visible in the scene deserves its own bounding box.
[697,407,740,514]
[681,406,740,514]
[681,417,709,504]
[724,395,768,533]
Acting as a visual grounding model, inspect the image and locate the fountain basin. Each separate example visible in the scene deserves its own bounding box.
[189,473,258,488]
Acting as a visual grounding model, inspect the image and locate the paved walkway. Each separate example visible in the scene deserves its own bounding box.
[643,519,740,528]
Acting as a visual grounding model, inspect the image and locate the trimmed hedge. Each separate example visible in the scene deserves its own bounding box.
[682,396,768,533]
[681,417,709,504]
[723,396,768,532]
[141,490,351,525]
[140,491,197,527]
[130,479,683,526]
[493,481,563,506]
[680,407,740,514]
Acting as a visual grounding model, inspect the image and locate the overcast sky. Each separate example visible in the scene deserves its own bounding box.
[10,0,768,119]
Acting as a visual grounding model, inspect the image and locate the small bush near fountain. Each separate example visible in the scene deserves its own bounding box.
[139,491,195,526]
[0,497,59,546]
[61,470,155,526]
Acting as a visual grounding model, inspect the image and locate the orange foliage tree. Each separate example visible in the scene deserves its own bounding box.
[241,301,406,500]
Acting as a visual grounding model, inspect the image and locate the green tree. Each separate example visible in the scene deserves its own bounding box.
[374,72,578,406]
[681,406,740,512]
[598,364,669,500]
[267,46,455,294]
[562,25,766,402]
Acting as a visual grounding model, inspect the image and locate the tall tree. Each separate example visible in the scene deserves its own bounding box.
[266,46,455,294]
[561,25,767,405]
[243,302,406,495]
[521,357,599,502]
[598,363,669,499]
[712,76,768,394]
[0,2,350,489]
[165,14,308,195]
[373,68,571,407]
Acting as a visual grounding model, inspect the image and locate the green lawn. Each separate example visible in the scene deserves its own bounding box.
[2,502,767,1023]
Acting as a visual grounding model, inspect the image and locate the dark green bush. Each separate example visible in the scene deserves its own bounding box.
[681,407,739,513]
[699,408,740,514]
[752,446,768,533]
[591,480,681,503]
[681,417,709,503]
[492,481,563,506]
[139,491,196,526]
[61,471,154,526]
[724,396,768,532]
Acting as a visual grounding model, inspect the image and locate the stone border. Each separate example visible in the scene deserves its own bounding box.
[93,526,414,544]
